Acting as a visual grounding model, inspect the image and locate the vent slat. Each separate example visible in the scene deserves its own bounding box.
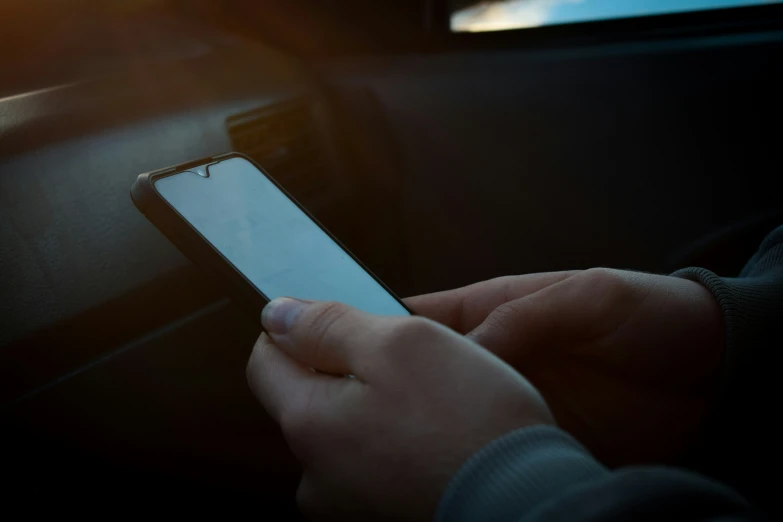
[230,118,313,142]
[227,99,327,193]
[268,159,328,182]
[238,134,319,157]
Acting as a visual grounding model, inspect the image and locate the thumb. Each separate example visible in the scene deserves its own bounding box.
[262,297,396,377]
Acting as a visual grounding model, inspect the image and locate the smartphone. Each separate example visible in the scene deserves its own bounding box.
[131,152,411,320]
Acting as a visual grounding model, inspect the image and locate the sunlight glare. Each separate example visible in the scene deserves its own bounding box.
[452,0,584,32]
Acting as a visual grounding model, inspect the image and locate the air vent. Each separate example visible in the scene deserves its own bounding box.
[226,99,329,198]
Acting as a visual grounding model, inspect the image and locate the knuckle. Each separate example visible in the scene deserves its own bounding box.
[580,267,637,303]
[302,301,351,354]
[388,316,439,341]
[471,299,532,349]
[486,299,527,328]
[582,267,624,290]
[578,268,646,330]
[305,301,350,336]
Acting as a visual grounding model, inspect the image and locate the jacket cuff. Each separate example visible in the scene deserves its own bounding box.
[436,426,607,522]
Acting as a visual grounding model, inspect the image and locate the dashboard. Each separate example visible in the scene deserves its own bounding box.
[0,18,362,506]
[0,39,353,383]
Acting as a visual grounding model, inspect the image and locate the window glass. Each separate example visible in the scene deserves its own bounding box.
[451,0,780,33]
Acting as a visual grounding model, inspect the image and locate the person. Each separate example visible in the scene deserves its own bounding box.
[246,225,783,521]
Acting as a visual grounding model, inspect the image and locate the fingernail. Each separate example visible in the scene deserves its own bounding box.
[262,297,309,334]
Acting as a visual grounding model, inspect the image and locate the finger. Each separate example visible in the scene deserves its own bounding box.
[261,298,391,376]
[465,269,611,362]
[247,332,342,423]
[404,271,580,333]
[466,294,551,363]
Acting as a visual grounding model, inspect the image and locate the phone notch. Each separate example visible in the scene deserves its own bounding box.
[186,160,222,179]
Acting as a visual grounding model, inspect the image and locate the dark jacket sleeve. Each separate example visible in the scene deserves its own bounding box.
[436,427,758,522]
[436,226,783,522]
[673,224,783,507]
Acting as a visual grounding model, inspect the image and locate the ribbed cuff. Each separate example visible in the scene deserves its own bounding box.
[672,266,783,396]
[672,263,783,498]
[436,426,608,522]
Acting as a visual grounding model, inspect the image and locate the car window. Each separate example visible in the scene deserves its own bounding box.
[451,0,780,32]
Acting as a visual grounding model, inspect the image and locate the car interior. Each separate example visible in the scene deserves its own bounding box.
[2,0,782,515]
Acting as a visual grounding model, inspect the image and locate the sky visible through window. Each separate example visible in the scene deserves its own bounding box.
[451,0,780,32]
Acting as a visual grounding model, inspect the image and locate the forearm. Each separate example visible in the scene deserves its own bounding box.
[437,427,758,522]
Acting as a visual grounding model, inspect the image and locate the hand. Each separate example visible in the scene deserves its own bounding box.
[406,268,724,466]
[247,298,554,521]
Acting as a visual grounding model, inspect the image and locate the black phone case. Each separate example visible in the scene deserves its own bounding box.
[130,152,411,323]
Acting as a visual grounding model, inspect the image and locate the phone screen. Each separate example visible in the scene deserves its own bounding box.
[154,157,409,316]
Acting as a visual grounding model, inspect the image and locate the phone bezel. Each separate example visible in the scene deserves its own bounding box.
[131,152,412,322]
